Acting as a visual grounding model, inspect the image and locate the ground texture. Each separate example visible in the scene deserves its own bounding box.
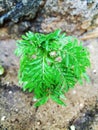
[0,30,98,129]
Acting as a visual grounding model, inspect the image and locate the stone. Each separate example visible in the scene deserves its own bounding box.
[0,0,98,36]
[70,125,76,130]
[1,116,6,121]
[39,0,98,35]
[81,21,91,29]
[0,0,44,25]
[18,21,31,32]
[9,91,12,94]
[79,103,84,108]
[93,69,96,74]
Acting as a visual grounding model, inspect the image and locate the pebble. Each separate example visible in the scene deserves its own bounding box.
[37,121,41,125]
[1,116,6,121]
[72,90,76,94]
[93,69,96,74]
[9,91,12,94]
[70,125,75,130]
[15,109,18,112]
[79,103,84,108]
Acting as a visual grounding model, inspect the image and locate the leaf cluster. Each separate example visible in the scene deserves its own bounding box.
[15,29,90,107]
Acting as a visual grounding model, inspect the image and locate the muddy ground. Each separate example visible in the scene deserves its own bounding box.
[0,30,98,130]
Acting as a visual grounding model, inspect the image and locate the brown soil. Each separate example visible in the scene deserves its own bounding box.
[0,35,98,130]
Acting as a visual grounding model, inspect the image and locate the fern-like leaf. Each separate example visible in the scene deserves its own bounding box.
[15,29,90,107]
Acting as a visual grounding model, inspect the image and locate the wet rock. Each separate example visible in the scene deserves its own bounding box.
[18,21,31,32]
[0,0,44,25]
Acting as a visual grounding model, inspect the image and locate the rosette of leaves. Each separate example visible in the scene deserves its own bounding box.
[15,29,90,107]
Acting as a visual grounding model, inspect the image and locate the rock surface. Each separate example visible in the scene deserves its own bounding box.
[39,0,98,35]
[0,0,44,25]
[0,0,98,37]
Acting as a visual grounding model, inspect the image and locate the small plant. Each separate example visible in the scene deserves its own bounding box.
[15,29,90,107]
[0,65,4,75]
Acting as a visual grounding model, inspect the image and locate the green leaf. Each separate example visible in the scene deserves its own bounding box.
[34,96,49,107]
[78,78,83,85]
[0,65,4,75]
[66,53,69,67]
[51,95,66,106]
[83,73,90,83]
[60,94,66,100]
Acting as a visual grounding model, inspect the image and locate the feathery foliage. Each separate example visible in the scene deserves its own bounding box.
[15,29,90,107]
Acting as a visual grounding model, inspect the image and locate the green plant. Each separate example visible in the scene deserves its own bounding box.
[0,65,4,75]
[15,29,90,107]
